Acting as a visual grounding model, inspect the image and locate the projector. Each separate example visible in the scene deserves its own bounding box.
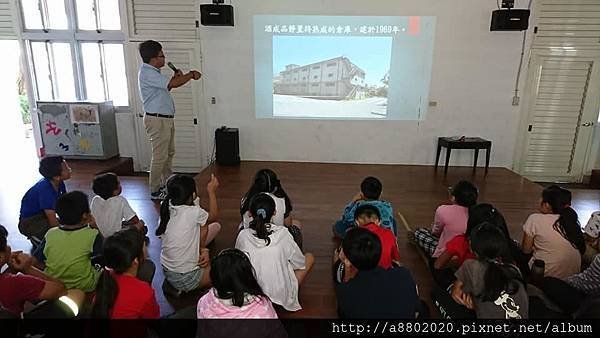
[490,9,530,31]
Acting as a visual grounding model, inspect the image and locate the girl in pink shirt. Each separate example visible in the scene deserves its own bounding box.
[521,185,585,280]
[197,248,278,319]
[413,181,479,259]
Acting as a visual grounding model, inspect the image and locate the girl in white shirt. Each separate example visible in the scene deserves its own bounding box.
[157,174,221,293]
[235,193,314,311]
[240,169,303,249]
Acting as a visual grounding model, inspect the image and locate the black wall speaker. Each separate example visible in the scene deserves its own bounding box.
[490,9,530,31]
[215,127,240,166]
[200,4,234,26]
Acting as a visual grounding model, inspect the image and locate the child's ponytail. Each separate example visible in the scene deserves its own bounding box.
[555,207,586,255]
[156,175,197,237]
[249,193,276,245]
[156,196,171,237]
[542,185,585,255]
[92,269,119,318]
[92,228,144,318]
[470,222,522,302]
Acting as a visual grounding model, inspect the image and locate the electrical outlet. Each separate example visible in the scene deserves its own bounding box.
[512,96,520,106]
[211,97,216,104]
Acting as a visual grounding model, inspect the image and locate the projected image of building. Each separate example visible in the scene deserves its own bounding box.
[274,57,367,100]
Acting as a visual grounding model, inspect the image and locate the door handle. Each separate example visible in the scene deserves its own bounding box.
[581,122,594,127]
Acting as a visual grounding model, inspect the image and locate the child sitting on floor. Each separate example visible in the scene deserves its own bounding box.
[540,253,600,316]
[413,180,478,259]
[0,225,84,318]
[240,169,303,248]
[333,176,396,238]
[583,211,600,266]
[235,193,314,312]
[335,227,421,319]
[197,248,278,319]
[521,185,585,280]
[92,228,159,319]
[33,191,103,293]
[19,156,72,248]
[450,222,528,319]
[91,172,146,238]
[158,174,221,294]
[333,204,401,283]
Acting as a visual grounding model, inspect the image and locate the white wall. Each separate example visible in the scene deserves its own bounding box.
[199,0,531,167]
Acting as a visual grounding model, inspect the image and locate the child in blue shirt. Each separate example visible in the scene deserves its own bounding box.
[333,176,396,238]
[19,156,72,247]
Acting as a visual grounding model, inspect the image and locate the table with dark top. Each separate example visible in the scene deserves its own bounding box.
[435,137,492,174]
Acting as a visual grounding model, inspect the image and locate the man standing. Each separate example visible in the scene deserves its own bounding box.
[138,40,201,200]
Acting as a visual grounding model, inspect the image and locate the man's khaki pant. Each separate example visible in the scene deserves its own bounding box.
[144,115,175,193]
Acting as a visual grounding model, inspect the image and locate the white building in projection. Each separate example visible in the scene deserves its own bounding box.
[274,56,366,100]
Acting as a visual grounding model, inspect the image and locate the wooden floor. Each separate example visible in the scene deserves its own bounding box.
[3,160,599,318]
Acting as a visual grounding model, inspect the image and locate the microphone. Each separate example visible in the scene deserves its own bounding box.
[167,62,180,73]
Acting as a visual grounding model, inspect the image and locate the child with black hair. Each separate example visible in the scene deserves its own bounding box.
[434,204,522,271]
[197,248,277,318]
[521,185,585,279]
[92,228,159,319]
[235,193,314,312]
[158,174,221,294]
[413,180,479,259]
[432,204,522,296]
[19,156,72,247]
[91,172,146,238]
[333,205,400,284]
[0,225,84,318]
[582,212,600,266]
[333,176,396,238]
[335,227,420,319]
[240,169,303,248]
[32,191,103,292]
[450,222,528,319]
[354,204,400,269]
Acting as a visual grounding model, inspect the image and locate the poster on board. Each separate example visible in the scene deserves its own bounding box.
[69,104,100,124]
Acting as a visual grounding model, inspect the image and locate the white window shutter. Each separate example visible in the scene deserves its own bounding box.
[126,0,198,41]
[533,0,600,50]
[0,0,17,39]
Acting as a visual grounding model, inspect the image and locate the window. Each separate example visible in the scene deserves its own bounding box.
[326,83,336,87]
[81,43,128,105]
[30,42,76,101]
[313,75,318,79]
[20,0,128,105]
[21,0,68,30]
[312,66,320,70]
[327,62,337,67]
[76,0,121,31]
[328,73,334,78]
